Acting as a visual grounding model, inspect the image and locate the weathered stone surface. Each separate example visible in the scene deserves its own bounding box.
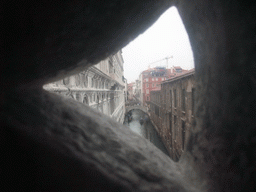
[2,0,256,191]
[3,0,172,90]
[2,89,204,191]
[177,1,256,191]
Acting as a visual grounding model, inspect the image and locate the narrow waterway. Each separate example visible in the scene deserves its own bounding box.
[124,109,169,156]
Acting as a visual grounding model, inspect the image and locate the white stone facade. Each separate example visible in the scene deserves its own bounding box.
[43,51,126,123]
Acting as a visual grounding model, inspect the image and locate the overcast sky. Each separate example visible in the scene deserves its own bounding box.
[122,7,194,83]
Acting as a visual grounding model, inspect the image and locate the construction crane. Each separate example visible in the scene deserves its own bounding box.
[147,56,173,69]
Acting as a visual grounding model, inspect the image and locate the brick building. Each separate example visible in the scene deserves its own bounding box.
[140,66,188,107]
[149,69,195,161]
[127,82,134,101]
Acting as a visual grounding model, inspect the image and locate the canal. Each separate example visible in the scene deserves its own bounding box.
[124,109,169,156]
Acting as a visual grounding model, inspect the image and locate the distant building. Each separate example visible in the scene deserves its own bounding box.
[149,69,195,161]
[127,82,135,101]
[134,79,142,104]
[44,51,126,123]
[140,66,188,106]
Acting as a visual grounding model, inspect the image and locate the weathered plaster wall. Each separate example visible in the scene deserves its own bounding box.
[149,72,196,161]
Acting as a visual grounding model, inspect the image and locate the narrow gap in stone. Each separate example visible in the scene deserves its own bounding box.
[122,6,195,161]
[43,6,195,162]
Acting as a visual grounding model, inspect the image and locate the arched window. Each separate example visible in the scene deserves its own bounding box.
[83,96,88,104]
[75,75,80,86]
[97,95,99,103]
[63,77,70,85]
[83,75,88,87]
[91,79,94,88]
[76,93,80,101]
[95,79,98,88]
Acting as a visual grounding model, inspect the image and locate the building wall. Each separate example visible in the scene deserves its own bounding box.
[141,70,167,106]
[149,70,195,161]
[140,67,188,107]
[43,51,126,124]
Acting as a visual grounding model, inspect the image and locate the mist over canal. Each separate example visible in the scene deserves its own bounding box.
[124,109,169,156]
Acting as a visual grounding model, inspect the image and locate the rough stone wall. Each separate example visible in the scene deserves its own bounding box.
[2,0,256,191]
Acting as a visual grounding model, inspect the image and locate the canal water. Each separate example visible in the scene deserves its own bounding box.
[124,109,169,156]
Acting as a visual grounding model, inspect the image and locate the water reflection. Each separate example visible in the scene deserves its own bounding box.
[124,109,169,156]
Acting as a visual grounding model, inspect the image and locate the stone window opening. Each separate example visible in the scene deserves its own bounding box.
[174,89,177,108]
[76,93,80,101]
[63,77,70,85]
[182,89,185,112]
[83,96,88,105]
[91,78,94,88]
[75,75,80,86]
[174,115,177,140]
[169,113,172,140]
[170,90,172,108]
[97,95,99,104]
[182,121,185,150]
[192,88,195,116]
[4,2,255,192]
[84,76,88,87]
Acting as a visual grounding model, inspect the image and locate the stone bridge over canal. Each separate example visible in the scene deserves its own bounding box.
[125,105,148,114]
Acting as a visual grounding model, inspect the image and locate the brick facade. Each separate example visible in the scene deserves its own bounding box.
[149,69,195,161]
[140,66,188,107]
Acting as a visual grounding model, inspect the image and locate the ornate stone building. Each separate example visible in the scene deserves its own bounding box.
[44,51,126,123]
[149,69,195,161]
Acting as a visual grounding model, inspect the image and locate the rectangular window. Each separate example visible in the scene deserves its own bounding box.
[152,78,154,81]
[174,116,177,140]
[162,77,164,81]
[169,113,172,134]
[182,121,186,150]
[170,90,172,108]
[146,83,149,88]
[152,84,155,87]
[155,105,159,117]
[174,89,177,107]
[192,88,195,115]
[156,78,158,81]
[146,89,149,94]
[146,78,148,82]
[169,113,172,148]
[182,89,185,111]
